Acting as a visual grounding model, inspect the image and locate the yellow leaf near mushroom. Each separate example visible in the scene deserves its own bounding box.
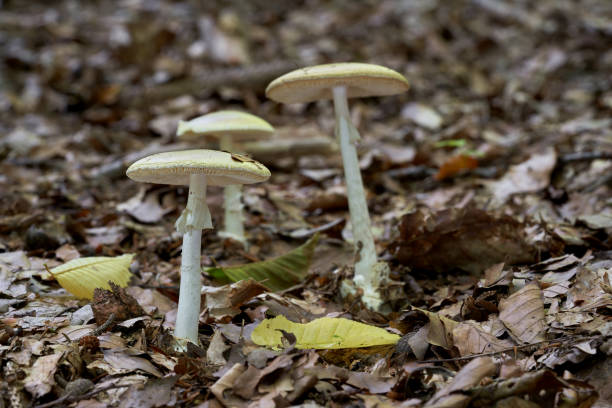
[251,315,400,350]
[50,254,134,299]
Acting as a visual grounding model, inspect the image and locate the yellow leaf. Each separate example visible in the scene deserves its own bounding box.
[50,254,134,299]
[251,315,400,350]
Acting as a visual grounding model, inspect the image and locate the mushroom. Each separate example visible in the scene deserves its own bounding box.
[177,111,274,246]
[266,63,409,310]
[126,149,270,345]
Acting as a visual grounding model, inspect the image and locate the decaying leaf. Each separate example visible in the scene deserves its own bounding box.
[92,281,146,327]
[391,208,536,274]
[207,234,319,291]
[251,315,400,350]
[50,254,134,299]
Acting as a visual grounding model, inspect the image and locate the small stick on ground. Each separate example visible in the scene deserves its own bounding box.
[560,151,612,163]
[417,335,600,364]
[92,313,116,336]
[34,383,129,408]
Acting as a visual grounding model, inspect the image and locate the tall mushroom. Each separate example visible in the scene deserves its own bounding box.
[177,111,274,246]
[266,63,409,310]
[126,150,270,345]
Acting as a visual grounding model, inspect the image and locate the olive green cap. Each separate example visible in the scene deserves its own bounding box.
[266,62,409,104]
[177,110,274,141]
[126,149,270,186]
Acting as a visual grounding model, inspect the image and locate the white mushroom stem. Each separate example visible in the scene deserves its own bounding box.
[174,173,211,344]
[332,85,382,309]
[219,134,246,245]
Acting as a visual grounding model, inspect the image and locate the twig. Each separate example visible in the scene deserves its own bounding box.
[277,282,307,295]
[92,313,116,336]
[131,60,301,106]
[137,284,179,291]
[417,335,600,364]
[34,384,129,408]
[560,151,612,163]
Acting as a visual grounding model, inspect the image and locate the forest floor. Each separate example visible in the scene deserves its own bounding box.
[0,0,611,407]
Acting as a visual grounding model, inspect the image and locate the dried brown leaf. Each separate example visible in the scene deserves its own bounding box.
[486,148,557,202]
[453,321,514,357]
[391,208,536,274]
[414,308,458,350]
[425,357,496,407]
[24,353,63,398]
[499,283,546,343]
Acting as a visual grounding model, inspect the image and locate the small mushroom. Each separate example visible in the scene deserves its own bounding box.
[126,150,270,345]
[177,111,274,246]
[266,63,409,310]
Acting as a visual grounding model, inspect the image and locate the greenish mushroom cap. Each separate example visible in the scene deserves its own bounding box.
[126,149,270,186]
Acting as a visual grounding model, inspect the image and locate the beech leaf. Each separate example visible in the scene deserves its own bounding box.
[50,254,134,299]
[251,315,400,350]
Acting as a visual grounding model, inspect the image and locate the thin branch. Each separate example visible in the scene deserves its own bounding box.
[417,335,600,364]
[92,313,116,336]
[34,384,129,408]
[560,151,612,163]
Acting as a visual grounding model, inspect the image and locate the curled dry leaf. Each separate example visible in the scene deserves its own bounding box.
[425,357,497,407]
[499,283,546,343]
[204,278,268,320]
[50,254,134,299]
[413,308,458,350]
[206,330,229,366]
[210,363,247,408]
